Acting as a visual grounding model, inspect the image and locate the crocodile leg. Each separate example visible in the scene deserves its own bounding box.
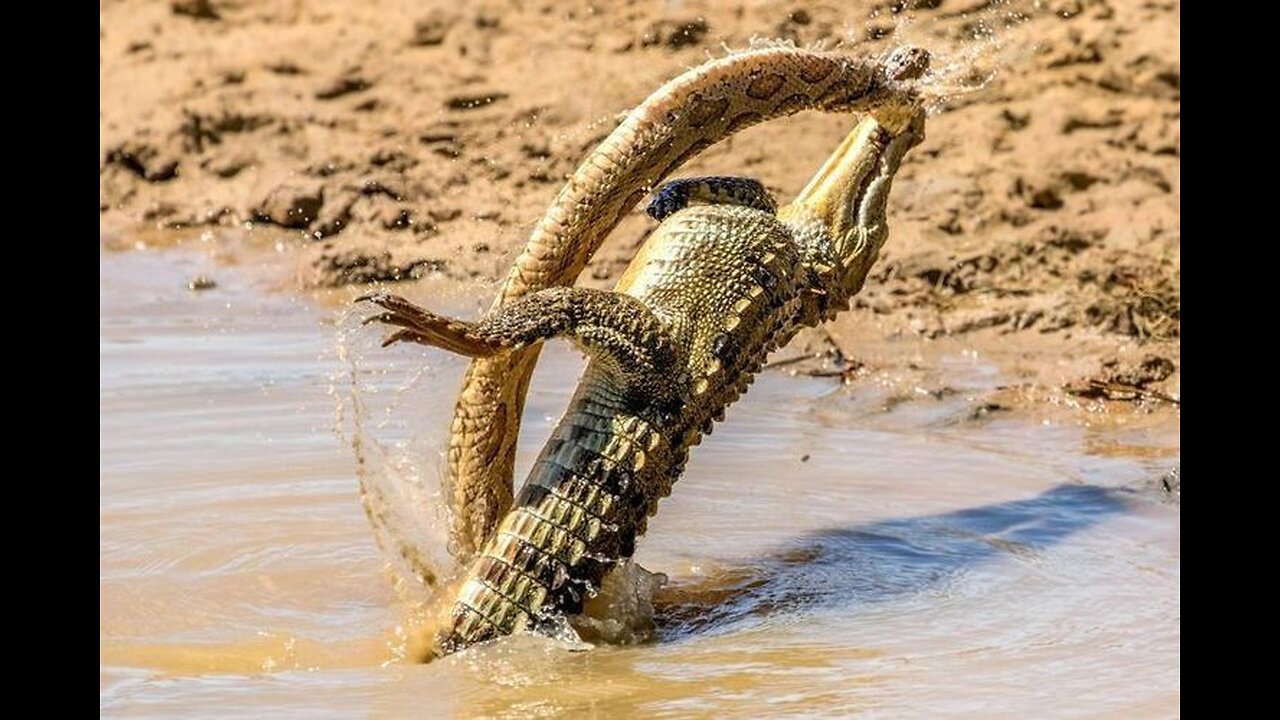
[359,292,502,356]
[360,289,682,402]
[646,177,777,221]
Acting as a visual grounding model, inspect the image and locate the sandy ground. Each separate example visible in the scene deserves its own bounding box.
[100,0,1179,418]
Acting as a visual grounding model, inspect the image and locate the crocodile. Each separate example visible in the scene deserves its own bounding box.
[359,45,930,658]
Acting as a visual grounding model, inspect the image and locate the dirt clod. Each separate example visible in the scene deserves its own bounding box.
[641,18,709,48]
[187,275,218,291]
[172,0,219,21]
[313,251,447,287]
[254,184,324,229]
[445,92,509,111]
[316,76,372,100]
[412,10,457,46]
[1067,354,1178,403]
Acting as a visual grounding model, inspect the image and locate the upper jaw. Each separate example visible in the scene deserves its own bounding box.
[779,100,926,304]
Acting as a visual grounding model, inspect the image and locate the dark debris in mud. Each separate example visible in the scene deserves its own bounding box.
[864,226,1180,345]
[1157,468,1180,504]
[1066,354,1179,404]
[1122,467,1179,506]
[312,250,451,287]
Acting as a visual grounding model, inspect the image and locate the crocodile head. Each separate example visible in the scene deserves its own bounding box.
[779,47,929,318]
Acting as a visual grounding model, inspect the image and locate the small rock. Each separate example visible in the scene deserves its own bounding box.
[1121,468,1180,505]
[142,202,183,222]
[1158,468,1180,503]
[1038,226,1094,253]
[187,275,217,291]
[428,207,462,223]
[175,110,272,153]
[1029,187,1064,210]
[1052,0,1083,19]
[305,158,354,177]
[1060,171,1101,191]
[411,10,457,46]
[1011,309,1044,331]
[1045,40,1102,68]
[952,313,1011,333]
[313,193,356,238]
[473,8,500,29]
[866,24,894,40]
[1112,355,1176,387]
[1066,355,1178,402]
[204,151,256,178]
[368,149,417,171]
[315,76,372,100]
[430,142,463,158]
[445,92,508,110]
[313,251,448,286]
[968,403,1008,420]
[891,0,943,10]
[104,142,179,183]
[383,208,415,230]
[999,108,1030,130]
[419,121,460,144]
[266,61,304,75]
[520,141,552,159]
[172,0,219,21]
[1062,112,1123,134]
[640,18,709,49]
[254,184,324,229]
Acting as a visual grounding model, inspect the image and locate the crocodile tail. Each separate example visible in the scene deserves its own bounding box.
[446,46,925,559]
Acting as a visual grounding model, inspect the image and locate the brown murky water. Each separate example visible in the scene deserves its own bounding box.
[101,248,1179,716]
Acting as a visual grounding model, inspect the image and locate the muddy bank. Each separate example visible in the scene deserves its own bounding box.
[99,0,1179,412]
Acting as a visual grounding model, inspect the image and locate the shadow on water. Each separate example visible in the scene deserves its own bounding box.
[655,484,1129,639]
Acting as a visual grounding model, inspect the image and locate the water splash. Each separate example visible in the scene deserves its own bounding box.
[331,303,457,604]
[573,560,669,645]
[887,0,1045,113]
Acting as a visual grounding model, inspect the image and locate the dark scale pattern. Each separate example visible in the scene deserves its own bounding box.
[647,176,778,221]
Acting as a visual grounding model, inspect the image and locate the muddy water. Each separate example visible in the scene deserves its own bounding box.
[101,249,1179,717]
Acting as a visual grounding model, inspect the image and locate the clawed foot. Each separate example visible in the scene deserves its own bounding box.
[357,292,444,348]
[357,292,499,356]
